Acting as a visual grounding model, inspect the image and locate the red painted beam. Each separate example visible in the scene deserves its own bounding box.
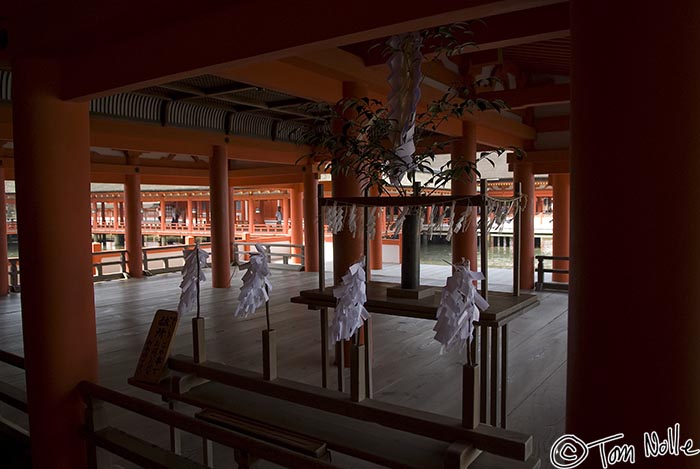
[477,83,570,110]
[54,0,568,100]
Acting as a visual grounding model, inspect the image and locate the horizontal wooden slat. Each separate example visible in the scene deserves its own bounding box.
[0,381,28,412]
[91,427,208,469]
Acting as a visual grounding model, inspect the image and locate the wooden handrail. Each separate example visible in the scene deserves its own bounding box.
[79,381,335,469]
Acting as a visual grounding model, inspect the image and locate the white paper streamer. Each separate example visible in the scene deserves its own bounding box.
[331,260,370,342]
[234,244,272,318]
[177,245,210,315]
[433,260,489,355]
[327,203,345,235]
[367,206,378,240]
[391,208,407,236]
[348,204,358,239]
[453,210,467,234]
[445,201,457,242]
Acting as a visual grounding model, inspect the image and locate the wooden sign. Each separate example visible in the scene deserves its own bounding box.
[133,309,180,384]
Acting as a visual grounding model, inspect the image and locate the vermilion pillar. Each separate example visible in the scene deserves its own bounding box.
[125,152,143,278]
[551,173,569,282]
[568,1,700,455]
[187,198,193,231]
[290,184,303,265]
[451,121,478,270]
[303,164,319,272]
[513,161,534,289]
[0,165,8,296]
[369,186,383,270]
[332,82,366,283]
[12,58,97,468]
[282,195,290,233]
[210,145,231,287]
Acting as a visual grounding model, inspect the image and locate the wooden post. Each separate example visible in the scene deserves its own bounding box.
[12,58,97,468]
[290,184,303,264]
[513,162,534,289]
[0,166,8,296]
[262,329,278,381]
[452,121,478,269]
[400,182,421,290]
[209,145,231,287]
[332,82,365,284]
[551,173,570,282]
[369,187,383,270]
[192,317,206,364]
[513,182,522,297]
[125,152,143,278]
[350,344,366,402]
[303,165,319,272]
[462,364,480,429]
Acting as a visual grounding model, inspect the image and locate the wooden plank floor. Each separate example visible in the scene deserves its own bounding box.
[0,265,567,468]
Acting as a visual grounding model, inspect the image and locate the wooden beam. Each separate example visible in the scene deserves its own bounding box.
[59,0,566,101]
[507,149,569,174]
[477,83,570,110]
[347,2,570,66]
[534,115,569,132]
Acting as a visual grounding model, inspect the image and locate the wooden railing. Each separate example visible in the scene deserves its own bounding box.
[7,243,214,290]
[141,243,212,276]
[0,349,30,465]
[535,255,569,292]
[232,241,305,270]
[79,381,334,469]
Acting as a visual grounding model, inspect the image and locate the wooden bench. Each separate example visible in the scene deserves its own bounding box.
[131,357,540,468]
[195,409,330,468]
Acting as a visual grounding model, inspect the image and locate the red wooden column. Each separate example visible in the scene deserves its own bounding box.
[513,161,535,289]
[282,193,290,234]
[0,165,8,296]
[333,82,366,283]
[210,145,231,287]
[451,121,478,269]
[290,184,303,265]
[12,58,97,468]
[369,186,383,270]
[551,173,569,282]
[186,198,193,231]
[568,0,700,451]
[125,152,143,278]
[303,164,319,272]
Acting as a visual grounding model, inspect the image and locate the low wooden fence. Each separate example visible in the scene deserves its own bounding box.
[535,255,569,291]
[232,241,305,271]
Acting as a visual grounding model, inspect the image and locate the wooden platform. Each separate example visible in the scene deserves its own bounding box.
[0,267,567,468]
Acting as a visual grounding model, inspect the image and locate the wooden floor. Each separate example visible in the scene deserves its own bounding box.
[0,264,567,468]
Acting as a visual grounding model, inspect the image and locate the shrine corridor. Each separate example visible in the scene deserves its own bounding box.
[0,266,567,468]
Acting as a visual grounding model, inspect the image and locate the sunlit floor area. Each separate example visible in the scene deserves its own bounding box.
[0,265,567,468]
